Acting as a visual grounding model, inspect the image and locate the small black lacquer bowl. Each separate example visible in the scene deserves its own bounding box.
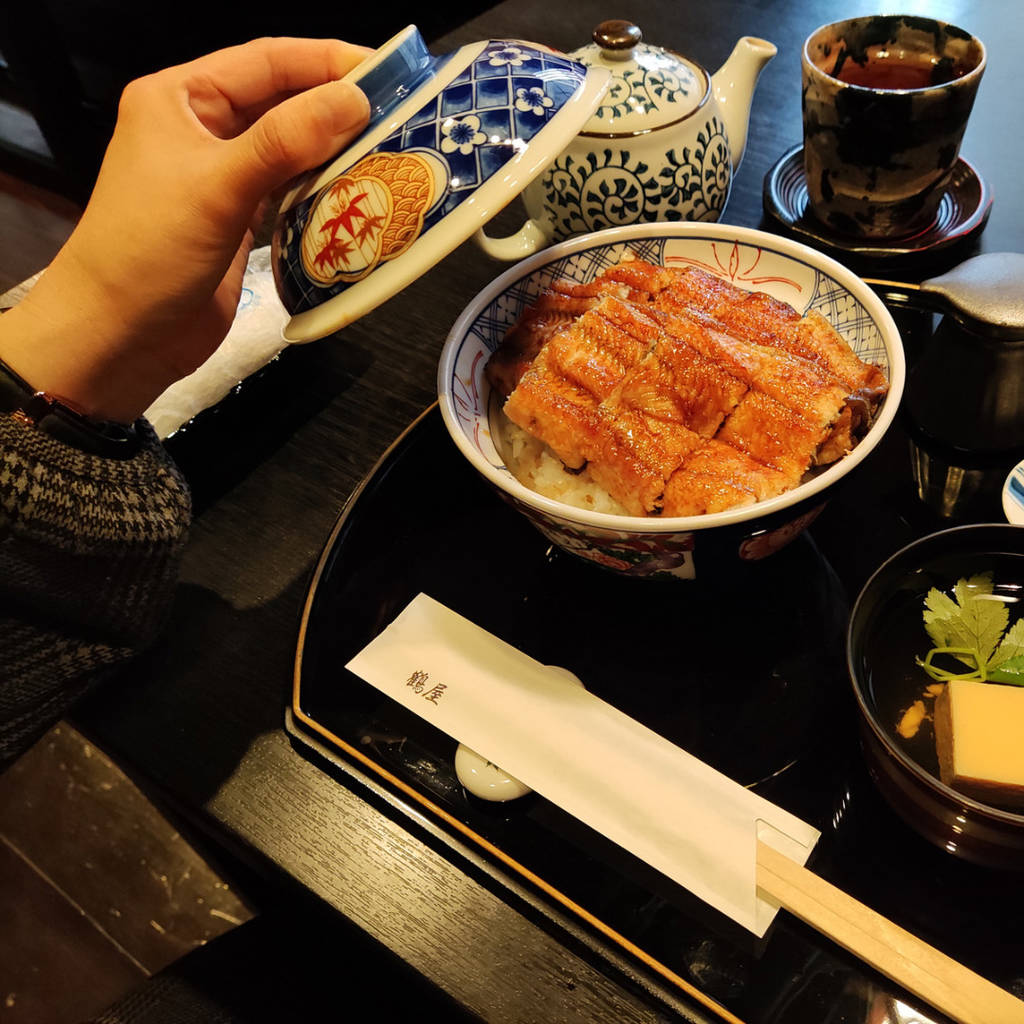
[847,523,1024,869]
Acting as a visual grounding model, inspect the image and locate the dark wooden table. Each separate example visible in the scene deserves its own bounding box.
[76,2,1024,1021]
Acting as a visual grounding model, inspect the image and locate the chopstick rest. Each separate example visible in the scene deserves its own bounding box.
[346,592,819,937]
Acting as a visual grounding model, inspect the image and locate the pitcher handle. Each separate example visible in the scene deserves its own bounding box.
[474,218,552,261]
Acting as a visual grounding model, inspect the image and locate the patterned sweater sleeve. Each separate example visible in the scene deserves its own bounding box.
[0,415,191,771]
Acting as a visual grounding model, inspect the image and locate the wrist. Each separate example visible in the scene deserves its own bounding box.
[0,277,168,423]
[0,351,142,458]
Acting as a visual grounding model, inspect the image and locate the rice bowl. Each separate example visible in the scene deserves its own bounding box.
[438,223,904,579]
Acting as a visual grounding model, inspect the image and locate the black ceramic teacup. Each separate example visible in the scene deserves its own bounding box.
[802,15,986,239]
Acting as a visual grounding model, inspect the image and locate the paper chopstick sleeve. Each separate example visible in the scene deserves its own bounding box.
[346,593,819,936]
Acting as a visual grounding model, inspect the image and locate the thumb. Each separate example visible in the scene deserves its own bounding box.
[230,80,371,201]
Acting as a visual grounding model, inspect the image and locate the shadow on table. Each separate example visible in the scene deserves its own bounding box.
[74,573,310,790]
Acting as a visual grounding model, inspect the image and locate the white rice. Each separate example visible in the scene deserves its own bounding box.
[495,414,631,516]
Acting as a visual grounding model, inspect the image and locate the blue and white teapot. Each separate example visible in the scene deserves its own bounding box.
[477,21,776,260]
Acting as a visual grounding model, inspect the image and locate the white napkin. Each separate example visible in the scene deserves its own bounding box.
[347,593,820,937]
[144,246,289,438]
[1,246,290,441]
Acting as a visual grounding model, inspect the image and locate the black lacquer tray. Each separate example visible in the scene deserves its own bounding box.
[287,404,1023,1023]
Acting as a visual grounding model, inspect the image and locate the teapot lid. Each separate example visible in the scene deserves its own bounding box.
[569,21,708,134]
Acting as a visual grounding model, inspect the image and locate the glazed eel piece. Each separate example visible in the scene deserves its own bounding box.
[491,259,887,516]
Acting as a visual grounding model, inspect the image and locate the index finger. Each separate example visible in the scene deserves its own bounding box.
[183,37,373,125]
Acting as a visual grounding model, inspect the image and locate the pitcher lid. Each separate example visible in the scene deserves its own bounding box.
[569,21,708,134]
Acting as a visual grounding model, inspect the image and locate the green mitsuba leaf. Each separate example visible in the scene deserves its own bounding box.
[920,574,1024,682]
[987,654,1024,686]
[992,618,1024,668]
[923,587,960,650]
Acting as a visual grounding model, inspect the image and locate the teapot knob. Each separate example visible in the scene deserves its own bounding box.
[593,20,642,59]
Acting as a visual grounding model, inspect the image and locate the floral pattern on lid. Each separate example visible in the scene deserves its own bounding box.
[276,40,590,319]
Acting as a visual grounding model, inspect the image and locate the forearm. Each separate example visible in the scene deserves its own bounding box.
[0,414,190,770]
[0,269,180,423]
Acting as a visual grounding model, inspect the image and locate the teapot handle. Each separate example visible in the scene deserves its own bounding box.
[474,218,552,262]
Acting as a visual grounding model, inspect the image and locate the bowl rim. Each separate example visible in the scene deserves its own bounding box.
[847,521,1024,826]
[802,15,987,95]
[438,221,906,534]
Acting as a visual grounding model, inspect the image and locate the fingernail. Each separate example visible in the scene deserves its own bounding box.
[329,80,371,129]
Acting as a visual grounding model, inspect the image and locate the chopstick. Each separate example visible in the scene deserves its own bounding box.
[756,840,1024,1023]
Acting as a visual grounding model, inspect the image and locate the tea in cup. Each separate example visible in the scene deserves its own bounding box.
[802,15,985,239]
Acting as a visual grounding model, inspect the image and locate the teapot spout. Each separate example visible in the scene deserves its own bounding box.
[711,36,776,171]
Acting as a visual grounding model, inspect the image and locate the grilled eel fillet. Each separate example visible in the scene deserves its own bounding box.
[490,260,888,517]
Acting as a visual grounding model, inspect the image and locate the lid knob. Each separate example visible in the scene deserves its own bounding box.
[593,20,642,60]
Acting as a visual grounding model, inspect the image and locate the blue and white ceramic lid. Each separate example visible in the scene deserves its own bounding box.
[569,20,707,135]
[272,25,610,343]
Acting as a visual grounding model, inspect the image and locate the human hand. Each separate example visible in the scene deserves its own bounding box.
[0,37,371,423]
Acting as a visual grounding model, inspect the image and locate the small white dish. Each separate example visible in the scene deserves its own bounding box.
[454,746,532,802]
[1002,460,1024,524]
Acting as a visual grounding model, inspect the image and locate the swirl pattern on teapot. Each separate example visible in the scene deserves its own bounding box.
[539,117,730,236]
[577,43,702,126]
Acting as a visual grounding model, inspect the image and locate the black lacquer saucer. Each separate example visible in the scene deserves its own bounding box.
[763,145,992,271]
